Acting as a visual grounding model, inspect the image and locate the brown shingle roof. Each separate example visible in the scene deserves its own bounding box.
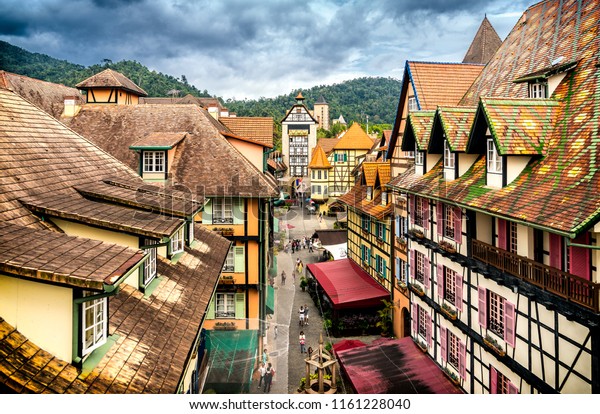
[317,137,341,155]
[130,132,187,149]
[0,223,144,290]
[462,16,503,65]
[220,117,274,147]
[76,69,148,97]
[62,104,279,198]
[308,144,332,169]
[0,224,230,394]
[334,123,375,150]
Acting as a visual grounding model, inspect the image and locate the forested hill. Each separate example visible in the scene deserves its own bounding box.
[0,40,402,124]
[225,76,402,125]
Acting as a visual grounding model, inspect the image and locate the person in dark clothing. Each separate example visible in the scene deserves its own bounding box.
[263,363,275,393]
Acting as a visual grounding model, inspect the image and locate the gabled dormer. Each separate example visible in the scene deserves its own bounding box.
[429,107,478,181]
[76,69,148,105]
[130,132,187,182]
[401,111,437,176]
[513,59,577,99]
[467,98,559,188]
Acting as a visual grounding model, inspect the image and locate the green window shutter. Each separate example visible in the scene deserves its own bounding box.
[235,292,245,320]
[233,198,243,224]
[234,246,245,272]
[203,199,212,224]
[383,225,387,242]
[206,297,215,319]
[383,260,387,278]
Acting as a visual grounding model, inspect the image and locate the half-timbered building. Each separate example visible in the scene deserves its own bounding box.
[281,92,319,179]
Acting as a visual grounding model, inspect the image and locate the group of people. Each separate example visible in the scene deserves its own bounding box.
[257,361,275,393]
[298,304,309,326]
[288,236,317,253]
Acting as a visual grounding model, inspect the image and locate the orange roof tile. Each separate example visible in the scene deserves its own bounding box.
[404,111,436,151]
[363,163,379,187]
[309,144,332,168]
[338,184,393,221]
[220,116,274,146]
[334,123,375,150]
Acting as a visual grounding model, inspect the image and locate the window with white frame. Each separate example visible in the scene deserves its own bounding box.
[529,82,547,98]
[443,140,455,169]
[447,330,461,371]
[488,290,505,337]
[171,226,184,254]
[381,192,388,206]
[143,239,157,285]
[444,267,457,303]
[143,151,165,173]
[361,215,370,232]
[366,186,373,200]
[408,96,418,112]
[81,293,107,355]
[415,196,424,226]
[478,287,516,347]
[213,198,233,224]
[487,138,502,173]
[324,170,328,179]
[223,246,234,272]
[508,221,518,254]
[444,205,455,238]
[361,245,371,264]
[415,143,424,166]
[318,170,322,180]
[215,292,236,318]
[376,255,385,276]
[376,222,385,240]
[418,305,428,338]
[415,250,425,283]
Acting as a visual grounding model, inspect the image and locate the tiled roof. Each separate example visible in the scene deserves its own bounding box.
[221,130,273,148]
[20,193,184,239]
[75,178,203,217]
[76,69,148,97]
[462,16,502,65]
[130,132,187,149]
[334,123,374,150]
[0,88,140,228]
[0,224,230,394]
[308,145,332,169]
[62,104,279,198]
[317,137,341,154]
[0,223,143,290]
[403,110,436,151]
[408,62,484,111]
[479,98,559,155]
[220,117,274,147]
[337,184,392,221]
[362,162,391,188]
[434,107,477,152]
[363,163,378,187]
[0,70,84,119]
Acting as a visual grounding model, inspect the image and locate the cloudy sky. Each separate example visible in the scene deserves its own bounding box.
[0,0,533,100]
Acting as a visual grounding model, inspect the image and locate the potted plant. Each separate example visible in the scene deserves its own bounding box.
[300,277,308,291]
[439,240,456,254]
[416,339,428,352]
[410,228,424,239]
[409,282,425,297]
[443,367,460,385]
[483,334,506,357]
[375,299,394,337]
[441,302,457,320]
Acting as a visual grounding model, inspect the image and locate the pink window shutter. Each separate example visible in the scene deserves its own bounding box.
[569,232,591,280]
[437,263,444,299]
[508,382,519,394]
[490,366,498,394]
[422,198,429,225]
[410,249,416,279]
[549,233,562,270]
[410,195,416,225]
[426,312,432,347]
[478,287,487,329]
[412,303,418,334]
[440,327,447,363]
[454,207,462,244]
[504,301,516,347]
[423,256,431,289]
[459,341,466,379]
[437,202,444,237]
[455,273,463,312]
[497,219,507,249]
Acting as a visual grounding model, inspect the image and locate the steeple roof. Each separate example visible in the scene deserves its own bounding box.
[462,16,502,65]
[315,95,328,105]
[308,144,332,169]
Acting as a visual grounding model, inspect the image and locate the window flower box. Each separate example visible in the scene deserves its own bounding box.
[409,283,425,297]
[439,240,456,254]
[416,340,427,353]
[214,322,237,331]
[410,228,424,239]
[397,280,407,289]
[443,367,460,385]
[441,302,457,320]
[483,335,506,357]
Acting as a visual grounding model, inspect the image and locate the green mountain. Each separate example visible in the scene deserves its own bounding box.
[0,40,401,125]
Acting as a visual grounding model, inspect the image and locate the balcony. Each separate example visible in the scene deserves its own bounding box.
[472,239,599,312]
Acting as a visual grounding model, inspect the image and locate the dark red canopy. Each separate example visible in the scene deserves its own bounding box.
[306,259,390,309]
[332,339,367,356]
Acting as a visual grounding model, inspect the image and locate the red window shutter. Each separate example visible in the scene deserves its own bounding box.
[498,219,507,249]
[549,233,563,270]
[454,207,462,244]
[412,303,418,334]
[569,232,590,280]
[423,256,430,289]
[459,340,466,379]
[504,300,516,347]
[422,198,429,225]
[455,273,463,312]
[426,312,432,348]
[478,287,487,329]
[490,366,498,394]
[437,202,444,236]
[410,195,416,224]
[440,327,447,363]
[508,382,519,394]
[410,249,416,279]
[437,263,444,299]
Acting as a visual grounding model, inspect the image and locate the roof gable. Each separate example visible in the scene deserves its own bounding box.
[401,110,436,152]
[220,117,274,147]
[462,16,503,65]
[334,123,375,150]
[76,69,148,97]
[309,144,332,168]
[430,106,477,153]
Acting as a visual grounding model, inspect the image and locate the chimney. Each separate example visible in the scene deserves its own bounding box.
[62,96,81,117]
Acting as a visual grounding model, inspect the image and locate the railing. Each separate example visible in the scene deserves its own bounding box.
[472,239,599,312]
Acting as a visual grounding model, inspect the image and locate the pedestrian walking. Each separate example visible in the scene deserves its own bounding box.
[262,348,268,365]
[298,305,305,326]
[274,325,278,339]
[263,363,275,393]
[299,331,306,354]
[281,270,286,285]
[257,362,266,389]
[308,240,313,253]
[304,303,309,326]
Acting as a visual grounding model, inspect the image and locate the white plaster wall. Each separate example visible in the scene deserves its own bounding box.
[507,156,531,185]
[458,153,479,176]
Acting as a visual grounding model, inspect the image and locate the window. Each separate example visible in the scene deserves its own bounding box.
[487,138,502,173]
[361,215,370,232]
[376,222,385,240]
[441,327,466,379]
[318,170,322,180]
[143,239,157,285]
[418,305,428,338]
[335,153,347,162]
[311,170,315,179]
[508,221,518,254]
[375,255,386,277]
[478,287,516,346]
[381,192,388,206]
[213,198,233,224]
[223,246,234,272]
[415,251,425,283]
[324,170,328,179]
[529,82,547,98]
[437,264,463,310]
[443,140,455,169]
[444,205,455,238]
[414,196,424,226]
[143,151,165,173]
[491,367,519,394]
[488,291,504,337]
[408,96,418,112]
[444,267,457,303]
[81,293,107,355]
[413,303,432,348]
[447,330,461,370]
[361,245,371,264]
[171,226,184,255]
[323,186,328,195]
[366,186,373,200]
[215,293,236,318]
[415,143,424,166]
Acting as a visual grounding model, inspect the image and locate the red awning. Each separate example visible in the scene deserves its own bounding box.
[336,337,463,394]
[306,259,389,309]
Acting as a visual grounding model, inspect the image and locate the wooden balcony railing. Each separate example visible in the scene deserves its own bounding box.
[472,239,599,312]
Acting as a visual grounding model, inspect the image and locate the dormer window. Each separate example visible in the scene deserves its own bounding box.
[143,151,165,173]
[81,293,107,355]
[170,226,185,255]
[529,82,547,98]
[415,142,424,166]
[408,97,418,112]
[487,138,502,174]
[381,192,388,206]
[143,239,157,285]
[443,140,455,169]
[366,186,373,201]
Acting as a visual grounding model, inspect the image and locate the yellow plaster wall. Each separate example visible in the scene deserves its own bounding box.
[0,274,73,361]
[247,241,259,285]
[392,286,410,338]
[142,172,166,182]
[247,199,259,236]
[52,218,139,249]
